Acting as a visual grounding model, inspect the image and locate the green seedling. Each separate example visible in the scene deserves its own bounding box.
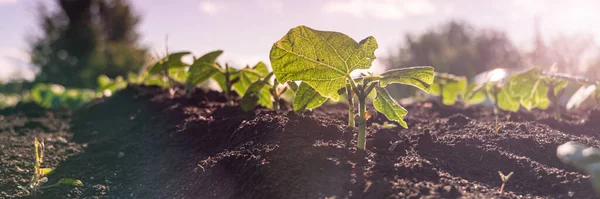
[184,50,275,106]
[542,68,600,117]
[241,75,303,111]
[30,83,96,110]
[148,51,192,87]
[430,73,467,106]
[185,50,224,96]
[346,83,356,127]
[270,25,434,150]
[97,75,128,97]
[18,138,83,197]
[497,171,514,193]
[292,81,328,111]
[463,82,487,106]
[0,93,21,108]
[147,36,191,91]
[212,62,268,105]
[507,67,571,120]
[466,72,518,134]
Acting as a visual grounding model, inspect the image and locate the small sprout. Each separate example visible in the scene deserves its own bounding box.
[19,138,83,197]
[498,171,514,193]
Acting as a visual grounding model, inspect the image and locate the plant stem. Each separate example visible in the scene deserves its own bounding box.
[357,96,367,150]
[553,98,561,121]
[347,84,355,128]
[272,85,280,111]
[499,183,506,193]
[439,84,444,105]
[493,88,500,133]
[224,64,232,105]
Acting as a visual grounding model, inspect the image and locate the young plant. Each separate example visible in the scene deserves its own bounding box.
[18,138,83,197]
[185,50,224,96]
[507,67,570,120]
[430,73,468,106]
[187,55,272,105]
[148,51,192,88]
[241,75,302,111]
[97,75,128,97]
[497,171,514,193]
[30,83,96,110]
[270,25,434,150]
[212,62,270,105]
[463,82,487,106]
[467,70,519,133]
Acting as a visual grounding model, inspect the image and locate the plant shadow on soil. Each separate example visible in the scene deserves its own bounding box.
[4,85,600,198]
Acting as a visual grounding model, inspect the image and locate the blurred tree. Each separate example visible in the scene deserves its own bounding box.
[384,21,523,98]
[544,35,596,77]
[30,0,148,88]
[386,21,523,77]
[526,18,599,79]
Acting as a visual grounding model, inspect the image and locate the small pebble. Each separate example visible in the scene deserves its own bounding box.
[118,152,125,158]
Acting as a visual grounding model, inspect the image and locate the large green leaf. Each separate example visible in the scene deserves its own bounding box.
[186,50,223,86]
[379,66,435,91]
[293,82,328,111]
[149,51,192,74]
[270,25,378,101]
[373,86,408,128]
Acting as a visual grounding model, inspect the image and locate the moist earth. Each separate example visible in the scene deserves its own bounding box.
[1,85,600,198]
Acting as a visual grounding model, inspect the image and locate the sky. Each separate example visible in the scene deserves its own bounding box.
[1,0,599,82]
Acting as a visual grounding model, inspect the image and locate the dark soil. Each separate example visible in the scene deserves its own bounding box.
[2,85,600,198]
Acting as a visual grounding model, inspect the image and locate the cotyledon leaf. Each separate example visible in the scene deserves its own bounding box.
[293,82,328,111]
[40,168,54,176]
[59,178,84,186]
[373,86,408,128]
[379,66,435,91]
[270,25,378,101]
